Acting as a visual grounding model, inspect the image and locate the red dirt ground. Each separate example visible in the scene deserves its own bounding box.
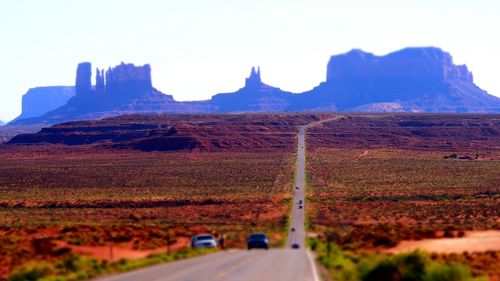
[52,237,190,261]
[387,230,500,254]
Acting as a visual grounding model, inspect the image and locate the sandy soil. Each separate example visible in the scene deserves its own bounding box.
[53,237,190,261]
[387,230,500,254]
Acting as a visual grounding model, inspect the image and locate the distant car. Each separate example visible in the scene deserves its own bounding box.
[247,233,269,250]
[292,243,300,249]
[298,199,303,204]
[291,227,295,232]
[296,186,299,190]
[299,205,303,209]
[191,234,217,249]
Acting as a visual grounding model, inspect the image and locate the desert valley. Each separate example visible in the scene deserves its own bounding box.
[0,36,499,281]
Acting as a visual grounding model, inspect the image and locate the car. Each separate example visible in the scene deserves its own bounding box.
[191,234,217,249]
[292,243,300,249]
[247,233,269,250]
[298,199,303,204]
[299,205,303,209]
[296,186,299,190]
[291,227,295,232]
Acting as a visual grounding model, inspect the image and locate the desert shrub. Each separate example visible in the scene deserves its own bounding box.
[8,248,217,281]
[311,237,483,281]
[363,262,402,281]
[360,251,478,281]
[423,263,473,281]
[398,251,427,280]
[9,261,56,281]
[360,251,427,281]
[313,238,359,281]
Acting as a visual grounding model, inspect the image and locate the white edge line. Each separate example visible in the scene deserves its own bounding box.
[307,250,321,281]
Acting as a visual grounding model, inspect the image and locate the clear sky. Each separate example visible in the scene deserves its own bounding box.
[1,0,499,122]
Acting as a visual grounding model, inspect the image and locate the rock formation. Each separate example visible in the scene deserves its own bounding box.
[211,66,294,112]
[10,62,209,125]
[75,62,92,96]
[11,86,75,121]
[101,62,153,98]
[325,48,473,82]
[245,66,262,89]
[75,62,153,99]
[9,47,500,126]
[95,68,105,95]
[300,47,499,112]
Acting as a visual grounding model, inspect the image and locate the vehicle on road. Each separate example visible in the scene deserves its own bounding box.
[299,205,303,209]
[247,233,269,250]
[292,243,300,249]
[291,227,295,232]
[191,234,217,249]
[298,199,303,204]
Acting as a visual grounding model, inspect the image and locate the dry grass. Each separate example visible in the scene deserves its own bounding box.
[307,148,499,229]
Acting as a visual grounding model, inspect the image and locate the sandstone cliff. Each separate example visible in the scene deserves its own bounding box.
[299,47,500,112]
[13,86,75,121]
[11,62,211,125]
[75,62,92,96]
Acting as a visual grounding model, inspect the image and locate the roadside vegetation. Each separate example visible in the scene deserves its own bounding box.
[309,237,486,281]
[8,248,216,281]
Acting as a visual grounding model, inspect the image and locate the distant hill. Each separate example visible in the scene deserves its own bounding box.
[10,47,500,125]
[8,114,326,151]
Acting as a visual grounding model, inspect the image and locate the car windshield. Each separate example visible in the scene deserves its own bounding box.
[250,234,267,240]
[196,235,213,241]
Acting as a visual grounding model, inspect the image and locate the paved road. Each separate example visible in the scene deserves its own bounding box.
[286,125,307,249]
[94,119,342,281]
[286,116,343,248]
[96,249,318,281]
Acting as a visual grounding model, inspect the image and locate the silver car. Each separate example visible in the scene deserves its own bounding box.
[191,234,217,249]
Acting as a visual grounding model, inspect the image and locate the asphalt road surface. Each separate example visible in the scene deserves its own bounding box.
[286,125,307,249]
[96,249,318,281]
[94,119,340,281]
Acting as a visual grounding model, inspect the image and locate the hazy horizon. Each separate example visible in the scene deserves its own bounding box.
[1,0,499,122]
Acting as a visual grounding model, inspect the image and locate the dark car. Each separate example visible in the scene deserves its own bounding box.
[247,233,269,250]
[292,243,300,249]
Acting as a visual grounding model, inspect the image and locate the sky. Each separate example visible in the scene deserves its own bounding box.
[1,0,499,122]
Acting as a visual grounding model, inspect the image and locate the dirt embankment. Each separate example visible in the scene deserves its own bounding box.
[387,230,500,254]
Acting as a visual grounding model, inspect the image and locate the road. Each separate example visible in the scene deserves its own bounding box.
[286,116,343,248]
[286,125,307,249]
[96,249,318,281]
[94,119,340,281]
